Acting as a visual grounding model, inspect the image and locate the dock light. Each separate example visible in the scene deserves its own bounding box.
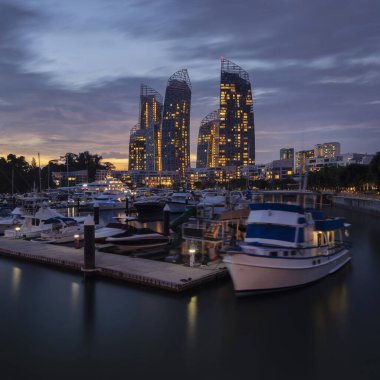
[189,246,196,267]
[74,234,81,249]
[15,226,21,238]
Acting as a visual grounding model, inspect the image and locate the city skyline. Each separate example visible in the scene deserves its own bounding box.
[0,0,379,169]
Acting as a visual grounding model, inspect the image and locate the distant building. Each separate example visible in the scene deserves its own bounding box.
[52,170,88,186]
[161,69,191,179]
[280,148,294,161]
[314,142,340,158]
[264,159,294,180]
[196,110,220,168]
[296,150,315,174]
[128,126,146,171]
[185,166,237,188]
[219,58,255,169]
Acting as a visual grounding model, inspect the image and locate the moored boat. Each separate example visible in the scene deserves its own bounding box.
[223,192,352,293]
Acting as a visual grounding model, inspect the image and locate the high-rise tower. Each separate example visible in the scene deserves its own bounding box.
[196,110,220,168]
[161,69,191,177]
[128,125,146,170]
[219,58,255,168]
[140,84,163,171]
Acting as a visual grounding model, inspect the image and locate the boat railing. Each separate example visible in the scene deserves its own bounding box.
[182,220,223,242]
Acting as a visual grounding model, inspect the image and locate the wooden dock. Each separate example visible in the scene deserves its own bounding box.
[0,238,228,292]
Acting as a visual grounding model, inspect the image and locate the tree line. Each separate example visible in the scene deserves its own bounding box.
[0,151,115,194]
[307,152,380,192]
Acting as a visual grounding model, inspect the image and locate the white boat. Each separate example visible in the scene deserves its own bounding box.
[133,195,168,213]
[37,218,84,243]
[223,193,352,293]
[0,208,24,235]
[165,192,198,213]
[4,203,85,239]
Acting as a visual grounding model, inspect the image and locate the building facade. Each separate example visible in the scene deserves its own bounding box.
[128,126,146,171]
[161,69,191,178]
[196,109,220,168]
[295,149,315,174]
[314,142,340,158]
[140,84,163,171]
[280,148,294,161]
[219,58,255,169]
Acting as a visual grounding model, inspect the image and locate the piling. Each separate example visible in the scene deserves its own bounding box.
[93,203,100,225]
[77,198,80,212]
[83,215,96,279]
[163,204,170,236]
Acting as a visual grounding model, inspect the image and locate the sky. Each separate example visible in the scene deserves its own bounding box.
[0,0,379,169]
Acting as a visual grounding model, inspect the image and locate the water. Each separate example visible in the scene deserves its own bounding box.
[0,207,379,380]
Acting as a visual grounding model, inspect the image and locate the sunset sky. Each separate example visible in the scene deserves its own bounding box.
[0,0,379,169]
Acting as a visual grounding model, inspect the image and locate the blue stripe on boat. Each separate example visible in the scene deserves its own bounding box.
[249,203,304,213]
[246,224,304,243]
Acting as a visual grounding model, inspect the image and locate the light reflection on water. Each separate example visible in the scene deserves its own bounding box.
[187,296,198,348]
[11,266,21,299]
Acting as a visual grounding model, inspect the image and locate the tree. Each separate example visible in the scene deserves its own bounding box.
[369,152,380,188]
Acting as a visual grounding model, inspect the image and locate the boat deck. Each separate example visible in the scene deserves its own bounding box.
[0,238,227,292]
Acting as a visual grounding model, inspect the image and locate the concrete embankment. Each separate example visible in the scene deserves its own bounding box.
[333,195,380,215]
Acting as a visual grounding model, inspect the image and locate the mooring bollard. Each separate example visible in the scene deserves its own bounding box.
[93,202,99,225]
[83,215,95,279]
[163,204,170,236]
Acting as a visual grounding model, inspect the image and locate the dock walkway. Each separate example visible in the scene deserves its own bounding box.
[0,238,227,292]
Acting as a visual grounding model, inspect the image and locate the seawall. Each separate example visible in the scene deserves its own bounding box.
[332,195,380,215]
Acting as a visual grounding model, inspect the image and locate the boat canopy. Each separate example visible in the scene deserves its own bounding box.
[314,218,345,231]
[246,224,304,243]
[249,203,304,213]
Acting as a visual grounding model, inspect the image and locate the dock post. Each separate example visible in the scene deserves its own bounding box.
[12,196,16,209]
[163,204,170,236]
[93,202,100,225]
[125,197,129,215]
[83,215,96,279]
[77,198,80,212]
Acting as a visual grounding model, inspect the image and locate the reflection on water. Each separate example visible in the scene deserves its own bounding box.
[83,279,96,346]
[187,296,198,348]
[313,274,349,342]
[11,267,21,299]
[71,281,80,313]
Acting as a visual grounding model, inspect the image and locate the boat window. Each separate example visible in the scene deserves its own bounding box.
[283,251,288,256]
[291,250,296,256]
[270,251,277,257]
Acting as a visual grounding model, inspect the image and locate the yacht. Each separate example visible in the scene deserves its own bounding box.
[4,203,85,239]
[0,208,24,235]
[165,192,198,214]
[223,191,352,293]
[36,218,84,244]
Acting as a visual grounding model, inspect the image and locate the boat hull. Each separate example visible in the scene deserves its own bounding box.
[223,249,351,293]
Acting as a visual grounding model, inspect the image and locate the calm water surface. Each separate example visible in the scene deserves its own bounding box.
[0,207,379,380]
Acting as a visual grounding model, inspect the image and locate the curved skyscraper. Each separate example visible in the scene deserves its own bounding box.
[196,109,220,168]
[161,69,191,178]
[219,58,255,168]
[140,84,163,171]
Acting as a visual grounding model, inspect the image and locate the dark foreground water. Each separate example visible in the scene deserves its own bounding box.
[1,207,379,380]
